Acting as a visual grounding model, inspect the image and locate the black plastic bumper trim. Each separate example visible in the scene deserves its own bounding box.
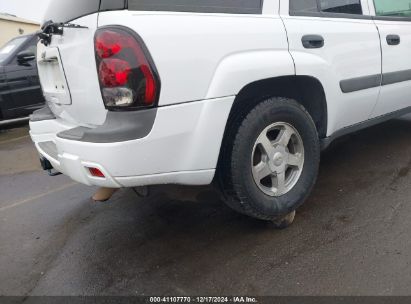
[29,105,56,122]
[57,108,157,143]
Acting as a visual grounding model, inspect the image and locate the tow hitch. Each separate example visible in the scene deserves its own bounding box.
[40,157,62,177]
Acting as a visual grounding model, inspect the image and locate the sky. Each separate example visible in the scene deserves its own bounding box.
[0,0,51,23]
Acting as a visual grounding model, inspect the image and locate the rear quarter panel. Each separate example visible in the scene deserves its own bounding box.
[98,10,295,106]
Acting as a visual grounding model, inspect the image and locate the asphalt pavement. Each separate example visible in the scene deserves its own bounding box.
[2,117,411,296]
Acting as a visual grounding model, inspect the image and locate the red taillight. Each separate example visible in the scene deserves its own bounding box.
[95,31,122,58]
[94,27,160,110]
[88,167,105,178]
[99,59,131,87]
[141,65,156,105]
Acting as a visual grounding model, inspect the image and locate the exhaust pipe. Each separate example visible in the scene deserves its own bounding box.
[40,157,61,176]
[92,188,118,202]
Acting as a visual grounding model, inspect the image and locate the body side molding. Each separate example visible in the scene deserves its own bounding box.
[340,74,381,93]
[340,69,411,93]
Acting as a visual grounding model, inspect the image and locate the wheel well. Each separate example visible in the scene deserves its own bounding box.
[215,76,327,187]
[229,75,327,138]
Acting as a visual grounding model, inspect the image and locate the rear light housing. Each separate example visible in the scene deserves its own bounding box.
[94,26,160,111]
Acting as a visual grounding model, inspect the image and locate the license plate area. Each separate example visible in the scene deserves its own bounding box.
[37,45,71,105]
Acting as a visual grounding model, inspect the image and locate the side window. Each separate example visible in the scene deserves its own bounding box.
[25,40,38,66]
[25,44,37,55]
[290,0,362,15]
[374,0,411,17]
[12,38,37,66]
[290,0,318,13]
[320,0,362,14]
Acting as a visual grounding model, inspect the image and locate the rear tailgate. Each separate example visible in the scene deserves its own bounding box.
[37,14,107,127]
[37,45,71,105]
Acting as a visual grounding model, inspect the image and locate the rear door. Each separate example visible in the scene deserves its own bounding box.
[369,0,411,117]
[281,0,382,135]
[4,36,44,117]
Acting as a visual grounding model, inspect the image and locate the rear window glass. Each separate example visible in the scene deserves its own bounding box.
[128,0,264,14]
[44,0,100,23]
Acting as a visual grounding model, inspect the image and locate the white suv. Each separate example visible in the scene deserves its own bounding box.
[30,0,411,225]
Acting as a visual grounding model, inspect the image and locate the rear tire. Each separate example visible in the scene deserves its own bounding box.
[219,97,320,223]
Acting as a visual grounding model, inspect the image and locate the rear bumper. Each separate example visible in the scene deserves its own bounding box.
[30,97,234,188]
